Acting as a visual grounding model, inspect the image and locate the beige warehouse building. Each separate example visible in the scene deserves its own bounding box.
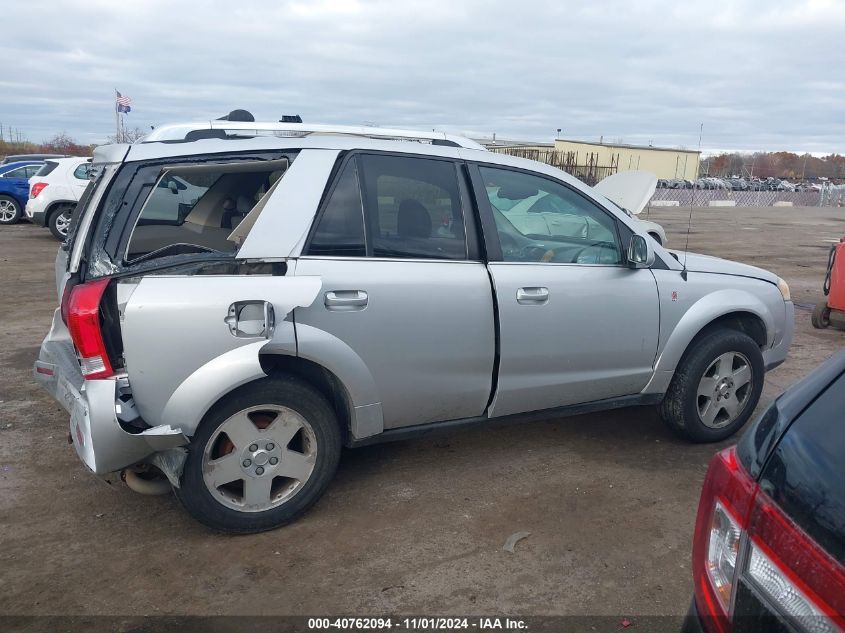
[554,138,700,180]
[487,138,700,182]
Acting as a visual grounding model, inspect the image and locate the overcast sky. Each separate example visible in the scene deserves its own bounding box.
[2,0,844,154]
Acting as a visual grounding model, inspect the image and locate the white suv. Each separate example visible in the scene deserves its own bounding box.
[26,156,92,239]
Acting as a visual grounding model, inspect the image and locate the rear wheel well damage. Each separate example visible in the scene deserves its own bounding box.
[258,354,352,445]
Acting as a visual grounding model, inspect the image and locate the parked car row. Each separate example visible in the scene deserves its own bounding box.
[657,176,835,193]
[0,153,92,239]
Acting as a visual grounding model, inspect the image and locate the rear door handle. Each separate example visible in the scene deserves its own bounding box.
[325,290,368,310]
[516,287,549,304]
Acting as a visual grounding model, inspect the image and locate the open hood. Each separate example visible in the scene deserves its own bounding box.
[594,170,657,216]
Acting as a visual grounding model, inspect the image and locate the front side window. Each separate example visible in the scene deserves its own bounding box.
[125,160,286,262]
[479,165,621,265]
[361,154,466,260]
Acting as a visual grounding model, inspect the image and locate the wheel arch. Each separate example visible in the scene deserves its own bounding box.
[45,199,76,217]
[258,353,355,446]
[645,289,775,394]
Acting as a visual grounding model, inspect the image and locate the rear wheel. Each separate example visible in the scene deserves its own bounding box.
[811,301,831,329]
[176,376,342,533]
[0,196,21,224]
[48,204,74,239]
[660,328,764,442]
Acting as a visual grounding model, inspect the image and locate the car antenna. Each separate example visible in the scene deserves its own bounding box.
[681,122,704,281]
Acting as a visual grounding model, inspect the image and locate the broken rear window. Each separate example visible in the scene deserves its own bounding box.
[125,159,287,263]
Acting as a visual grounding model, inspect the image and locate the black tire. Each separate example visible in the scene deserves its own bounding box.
[176,375,342,533]
[811,301,831,329]
[660,328,764,443]
[648,232,663,246]
[0,195,22,225]
[48,204,74,240]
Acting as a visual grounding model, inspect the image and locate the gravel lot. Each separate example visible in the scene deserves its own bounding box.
[0,207,842,621]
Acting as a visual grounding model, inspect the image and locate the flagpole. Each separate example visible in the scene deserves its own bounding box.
[114,88,120,142]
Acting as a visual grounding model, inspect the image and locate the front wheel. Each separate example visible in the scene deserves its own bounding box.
[660,328,764,442]
[48,204,74,239]
[0,195,22,224]
[176,376,342,533]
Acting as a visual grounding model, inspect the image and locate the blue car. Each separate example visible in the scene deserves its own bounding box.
[0,160,44,224]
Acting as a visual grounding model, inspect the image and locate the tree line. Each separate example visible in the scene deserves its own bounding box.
[0,128,147,159]
[701,151,845,181]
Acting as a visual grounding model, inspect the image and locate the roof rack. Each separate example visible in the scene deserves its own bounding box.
[141,121,486,151]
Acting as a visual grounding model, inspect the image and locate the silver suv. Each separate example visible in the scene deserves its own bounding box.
[34,120,794,533]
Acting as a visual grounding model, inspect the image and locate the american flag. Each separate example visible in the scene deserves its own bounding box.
[115,90,132,114]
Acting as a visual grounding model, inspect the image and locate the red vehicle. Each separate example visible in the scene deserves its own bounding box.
[813,237,845,329]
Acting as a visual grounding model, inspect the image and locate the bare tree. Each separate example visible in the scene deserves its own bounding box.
[107,126,147,144]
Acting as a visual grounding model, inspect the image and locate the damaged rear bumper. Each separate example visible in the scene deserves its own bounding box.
[34,332,188,475]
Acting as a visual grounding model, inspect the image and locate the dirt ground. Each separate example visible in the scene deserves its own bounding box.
[0,207,842,620]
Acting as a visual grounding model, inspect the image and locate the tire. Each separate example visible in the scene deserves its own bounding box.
[0,195,22,225]
[660,328,764,443]
[176,375,342,533]
[648,232,663,246]
[811,301,831,329]
[48,204,74,240]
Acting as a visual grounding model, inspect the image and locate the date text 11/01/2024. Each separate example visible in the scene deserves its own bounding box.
[308,618,528,630]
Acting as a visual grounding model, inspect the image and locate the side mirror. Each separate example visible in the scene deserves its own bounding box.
[627,234,655,269]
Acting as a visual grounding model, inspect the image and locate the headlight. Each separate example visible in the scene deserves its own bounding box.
[777,277,791,302]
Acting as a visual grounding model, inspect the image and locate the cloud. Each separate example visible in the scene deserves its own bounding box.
[1,0,843,153]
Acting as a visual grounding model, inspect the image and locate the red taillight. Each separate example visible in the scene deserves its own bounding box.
[693,446,845,633]
[66,278,114,379]
[745,493,845,631]
[692,447,758,632]
[30,182,48,198]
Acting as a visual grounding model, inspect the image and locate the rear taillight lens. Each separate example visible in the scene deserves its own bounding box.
[745,494,845,632]
[66,278,114,379]
[692,447,758,631]
[693,446,845,633]
[30,182,48,198]
[707,501,743,610]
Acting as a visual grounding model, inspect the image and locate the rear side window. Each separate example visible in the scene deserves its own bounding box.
[361,155,466,260]
[308,154,467,260]
[308,160,366,257]
[2,166,28,179]
[125,160,287,262]
[35,161,58,177]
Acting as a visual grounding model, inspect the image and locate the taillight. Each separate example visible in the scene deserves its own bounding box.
[693,447,758,631]
[745,494,845,632]
[30,182,48,198]
[66,278,114,379]
[693,446,845,633]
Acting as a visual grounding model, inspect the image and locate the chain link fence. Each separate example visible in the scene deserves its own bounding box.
[650,188,844,207]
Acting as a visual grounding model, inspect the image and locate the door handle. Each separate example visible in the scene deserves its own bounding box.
[516,287,549,304]
[325,290,368,310]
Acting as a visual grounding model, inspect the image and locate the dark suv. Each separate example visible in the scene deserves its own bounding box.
[685,349,845,632]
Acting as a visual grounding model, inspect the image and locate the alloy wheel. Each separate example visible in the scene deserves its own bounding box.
[696,351,753,429]
[202,405,317,512]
